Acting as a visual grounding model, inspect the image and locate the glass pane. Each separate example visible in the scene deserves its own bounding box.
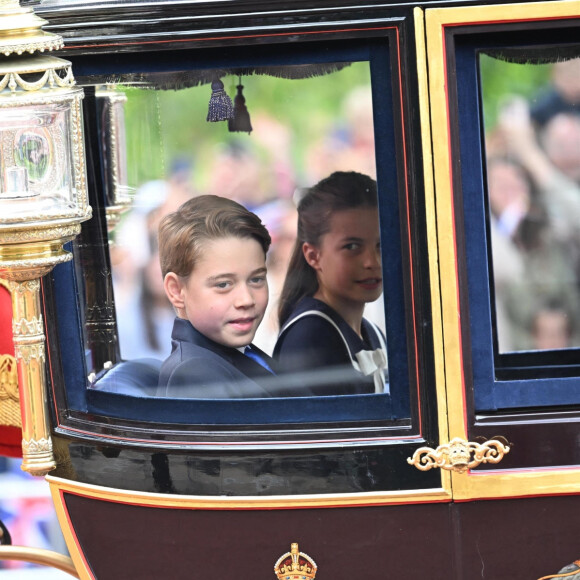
[0,101,79,220]
[93,62,393,399]
[480,55,580,353]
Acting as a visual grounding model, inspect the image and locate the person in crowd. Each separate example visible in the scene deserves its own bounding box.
[486,96,580,350]
[493,98,580,243]
[112,159,195,361]
[539,111,580,186]
[274,171,387,396]
[485,157,527,351]
[304,86,377,183]
[486,156,580,350]
[156,195,277,397]
[531,57,580,127]
[206,141,273,212]
[116,225,176,361]
[531,299,574,351]
[113,158,195,297]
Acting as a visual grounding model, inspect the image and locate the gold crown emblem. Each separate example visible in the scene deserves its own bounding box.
[274,543,317,579]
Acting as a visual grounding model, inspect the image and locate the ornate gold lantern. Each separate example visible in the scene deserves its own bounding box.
[0,0,91,475]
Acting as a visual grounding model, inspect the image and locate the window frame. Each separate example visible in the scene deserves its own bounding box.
[426,1,580,483]
[36,14,440,505]
[452,24,580,413]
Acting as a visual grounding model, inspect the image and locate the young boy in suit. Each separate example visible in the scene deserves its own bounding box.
[157,195,276,397]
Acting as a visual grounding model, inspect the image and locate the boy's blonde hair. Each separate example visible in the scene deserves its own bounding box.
[158,195,271,279]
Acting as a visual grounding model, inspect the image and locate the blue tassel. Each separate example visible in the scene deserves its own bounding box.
[206,78,234,122]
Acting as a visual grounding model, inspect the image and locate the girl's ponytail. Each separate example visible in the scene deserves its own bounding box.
[278,241,318,327]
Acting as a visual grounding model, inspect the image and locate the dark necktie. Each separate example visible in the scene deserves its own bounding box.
[244,346,275,374]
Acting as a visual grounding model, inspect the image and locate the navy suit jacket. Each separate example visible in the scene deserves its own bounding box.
[157,318,277,398]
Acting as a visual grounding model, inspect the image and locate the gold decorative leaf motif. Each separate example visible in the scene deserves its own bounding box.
[407,437,511,473]
[0,354,21,427]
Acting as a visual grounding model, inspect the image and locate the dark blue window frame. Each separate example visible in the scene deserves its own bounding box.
[454,34,580,412]
[49,36,413,426]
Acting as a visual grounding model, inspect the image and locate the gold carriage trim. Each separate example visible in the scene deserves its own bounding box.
[274,543,317,579]
[407,437,510,474]
[0,354,20,427]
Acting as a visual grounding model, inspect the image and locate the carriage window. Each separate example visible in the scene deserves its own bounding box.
[103,63,389,400]
[453,40,580,413]
[109,63,382,364]
[48,40,416,426]
[480,55,580,355]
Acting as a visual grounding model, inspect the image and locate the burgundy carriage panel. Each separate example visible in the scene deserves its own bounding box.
[63,494,453,580]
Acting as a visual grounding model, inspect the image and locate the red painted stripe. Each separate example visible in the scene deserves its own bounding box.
[66,26,396,50]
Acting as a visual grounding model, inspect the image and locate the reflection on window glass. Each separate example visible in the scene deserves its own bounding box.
[480,55,580,353]
[98,62,389,398]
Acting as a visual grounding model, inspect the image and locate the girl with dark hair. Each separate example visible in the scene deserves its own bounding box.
[273,171,387,396]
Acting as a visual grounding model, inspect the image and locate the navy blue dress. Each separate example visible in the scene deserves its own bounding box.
[273,297,388,396]
[157,317,277,398]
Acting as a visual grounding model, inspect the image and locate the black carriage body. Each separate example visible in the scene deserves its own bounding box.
[27,0,580,578]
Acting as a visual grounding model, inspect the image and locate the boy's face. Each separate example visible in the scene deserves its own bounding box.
[165,236,268,348]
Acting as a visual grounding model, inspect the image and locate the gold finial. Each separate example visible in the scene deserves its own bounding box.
[0,0,63,57]
[274,543,317,579]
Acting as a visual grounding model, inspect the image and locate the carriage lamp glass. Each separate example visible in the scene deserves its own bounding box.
[0,1,90,477]
[0,55,89,231]
[95,85,134,231]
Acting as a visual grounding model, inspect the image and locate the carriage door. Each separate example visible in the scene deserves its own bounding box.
[421,1,580,575]
[39,7,457,578]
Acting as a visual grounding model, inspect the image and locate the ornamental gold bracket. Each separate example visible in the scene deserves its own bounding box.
[407,437,511,474]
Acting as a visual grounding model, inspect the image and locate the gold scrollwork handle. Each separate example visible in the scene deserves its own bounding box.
[407,437,511,474]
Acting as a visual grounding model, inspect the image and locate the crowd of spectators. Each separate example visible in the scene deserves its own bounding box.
[485,58,580,351]
[111,83,381,359]
[108,57,580,360]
